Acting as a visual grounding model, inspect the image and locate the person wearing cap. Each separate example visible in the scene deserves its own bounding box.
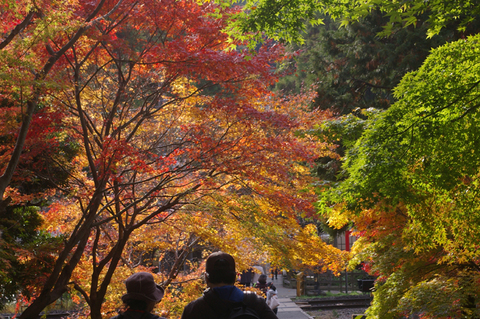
[112,272,166,319]
[181,251,278,319]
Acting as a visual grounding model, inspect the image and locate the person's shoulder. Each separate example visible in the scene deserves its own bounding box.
[184,295,207,310]
[112,312,164,319]
[181,295,211,319]
[242,292,277,318]
[242,291,265,304]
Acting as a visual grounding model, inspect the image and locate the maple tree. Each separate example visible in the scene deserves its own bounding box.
[318,34,480,318]
[1,0,348,318]
[0,205,61,309]
[229,0,480,44]
[330,0,480,38]
[265,0,480,317]
[0,36,76,310]
[273,9,480,244]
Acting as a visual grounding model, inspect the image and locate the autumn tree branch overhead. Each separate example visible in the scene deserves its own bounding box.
[0,0,121,209]
[1,0,347,318]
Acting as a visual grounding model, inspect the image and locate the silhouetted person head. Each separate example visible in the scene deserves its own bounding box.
[205,251,237,286]
[258,274,267,284]
[121,272,164,312]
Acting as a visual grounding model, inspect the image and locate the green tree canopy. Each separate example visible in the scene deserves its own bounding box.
[332,0,480,37]
[0,206,61,309]
[319,33,480,318]
[226,0,480,44]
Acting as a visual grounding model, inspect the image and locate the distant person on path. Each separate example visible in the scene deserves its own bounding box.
[240,268,254,287]
[112,272,166,319]
[254,274,268,295]
[266,282,279,315]
[181,251,278,319]
[270,267,278,280]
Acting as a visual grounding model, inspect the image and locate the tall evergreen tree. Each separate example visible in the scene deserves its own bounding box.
[276,12,478,115]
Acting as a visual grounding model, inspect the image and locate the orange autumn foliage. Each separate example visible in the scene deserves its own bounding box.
[1,1,346,319]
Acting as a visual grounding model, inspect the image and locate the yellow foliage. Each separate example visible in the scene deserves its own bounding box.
[326,204,351,230]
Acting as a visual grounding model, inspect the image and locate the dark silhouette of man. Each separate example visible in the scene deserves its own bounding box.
[181,252,278,319]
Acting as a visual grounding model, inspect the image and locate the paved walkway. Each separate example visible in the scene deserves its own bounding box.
[268,274,313,319]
